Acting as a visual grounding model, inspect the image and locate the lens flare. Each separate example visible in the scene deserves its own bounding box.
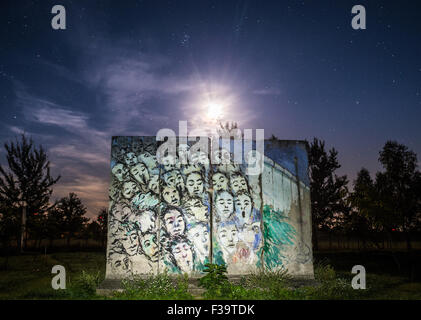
[206,102,224,120]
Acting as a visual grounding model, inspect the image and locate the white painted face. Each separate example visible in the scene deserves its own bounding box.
[148,175,160,194]
[162,186,180,206]
[163,209,185,236]
[242,222,261,244]
[178,144,190,164]
[215,191,234,220]
[164,171,176,188]
[140,233,158,262]
[185,198,208,222]
[172,241,193,273]
[138,152,157,170]
[134,192,160,210]
[161,154,177,171]
[217,224,238,254]
[122,181,140,199]
[234,193,252,220]
[130,163,150,185]
[231,175,248,194]
[164,170,184,191]
[139,210,156,233]
[109,252,128,272]
[113,203,132,221]
[187,224,209,257]
[213,149,231,164]
[212,172,228,192]
[190,151,210,167]
[112,163,128,182]
[186,172,204,197]
[121,231,139,256]
[125,152,138,167]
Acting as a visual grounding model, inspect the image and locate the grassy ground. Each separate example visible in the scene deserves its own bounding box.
[0,251,420,300]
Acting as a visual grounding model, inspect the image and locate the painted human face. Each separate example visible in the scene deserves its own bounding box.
[140,233,158,262]
[187,225,209,257]
[234,193,252,220]
[231,175,248,194]
[215,191,234,220]
[130,163,150,185]
[213,149,231,164]
[172,241,193,273]
[212,173,228,192]
[243,222,261,243]
[148,175,160,194]
[109,252,128,272]
[163,209,185,236]
[177,144,190,164]
[122,181,140,199]
[139,210,156,233]
[162,186,180,206]
[125,152,138,167]
[112,163,128,182]
[185,198,208,221]
[190,151,210,168]
[217,224,238,254]
[113,203,132,221]
[138,152,157,170]
[161,154,177,171]
[186,172,204,197]
[121,231,139,256]
[164,170,184,191]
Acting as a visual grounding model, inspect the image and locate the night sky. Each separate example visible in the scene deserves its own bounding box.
[1,0,420,218]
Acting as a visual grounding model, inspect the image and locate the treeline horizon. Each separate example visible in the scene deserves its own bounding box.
[0,134,420,254]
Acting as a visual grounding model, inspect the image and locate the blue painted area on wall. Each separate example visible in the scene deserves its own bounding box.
[263,140,310,187]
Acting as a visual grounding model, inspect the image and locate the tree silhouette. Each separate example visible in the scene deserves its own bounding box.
[348,168,384,249]
[308,138,349,250]
[376,141,421,250]
[0,134,60,251]
[56,193,89,246]
[96,208,108,248]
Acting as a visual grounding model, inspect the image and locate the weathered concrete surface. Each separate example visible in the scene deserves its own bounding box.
[103,137,314,283]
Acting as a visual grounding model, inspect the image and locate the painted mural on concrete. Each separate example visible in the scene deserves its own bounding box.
[105,137,313,279]
[211,148,263,274]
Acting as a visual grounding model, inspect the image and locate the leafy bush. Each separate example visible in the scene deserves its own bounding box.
[68,270,102,299]
[314,260,336,282]
[199,263,232,298]
[300,261,361,299]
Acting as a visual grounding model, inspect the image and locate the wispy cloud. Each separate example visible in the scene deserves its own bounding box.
[6,34,260,217]
[252,88,281,95]
[12,84,110,218]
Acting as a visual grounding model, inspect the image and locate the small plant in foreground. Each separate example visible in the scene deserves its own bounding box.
[199,263,232,298]
[68,270,102,299]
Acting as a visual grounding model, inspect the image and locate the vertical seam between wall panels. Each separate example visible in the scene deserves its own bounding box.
[259,165,264,272]
[157,151,162,275]
[208,137,214,264]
